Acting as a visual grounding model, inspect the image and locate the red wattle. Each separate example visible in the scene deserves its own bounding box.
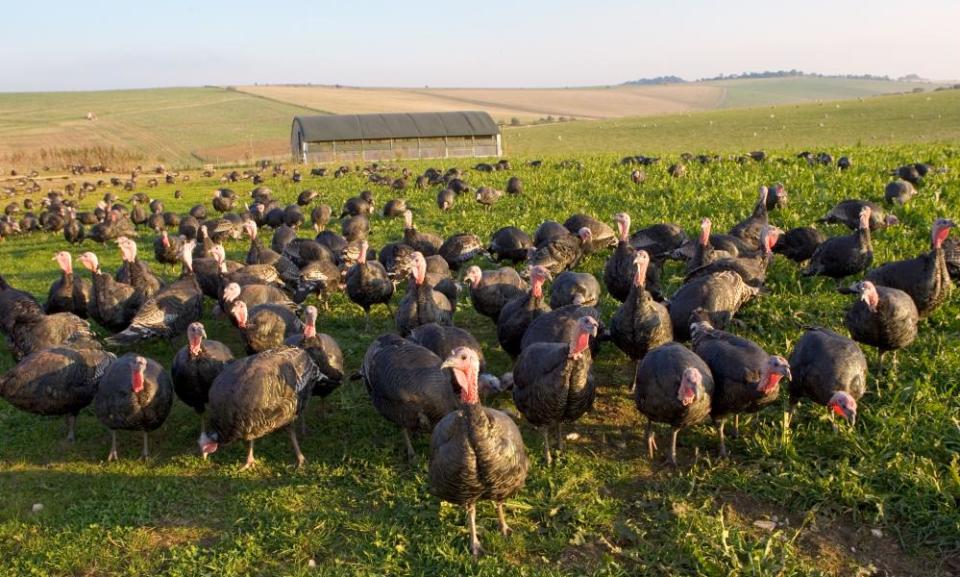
[132,372,145,393]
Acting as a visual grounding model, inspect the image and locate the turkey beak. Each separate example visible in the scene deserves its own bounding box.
[440,358,456,370]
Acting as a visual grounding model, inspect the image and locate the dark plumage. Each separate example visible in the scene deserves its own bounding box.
[94,354,173,461]
[604,212,661,301]
[488,226,533,263]
[231,300,303,354]
[346,240,395,329]
[633,342,713,465]
[395,252,454,337]
[46,251,91,318]
[842,281,918,369]
[787,327,866,428]
[402,210,443,256]
[408,323,487,373]
[438,233,486,270]
[528,227,591,275]
[463,265,527,321]
[885,179,917,206]
[563,214,617,253]
[360,334,460,459]
[610,251,672,367]
[819,199,898,231]
[497,266,551,358]
[77,252,140,331]
[171,322,234,438]
[628,222,688,258]
[201,346,319,468]
[728,186,769,250]
[803,206,873,279]
[549,271,601,308]
[511,316,598,464]
[773,227,826,263]
[0,346,115,441]
[437,188,456,211]
[692,320,791,457]
[429,348,528,557]
[668,270,759,341]
[865,218,955,318]
[284,306,344,398]
[475,186,503,208]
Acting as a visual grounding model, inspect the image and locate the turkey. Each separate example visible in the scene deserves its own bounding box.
[520,304,602,356]
[200,346,319,468]
[106,243,203,346]
[534,220,574,247]
[610,251,672,370]
[549,271,601,308]
[633,342,714,465]
[231,300,303,354]
[171,322,235,442]
[691,319,791,457]
[564,214,617,253]
[865,218,955,318]
[475,186,503,208]
[382,198,407,218]
[341,191,374,217]
[408,322,487,373]
[764,183,787,211]
[511,315,598,464]
[842,281,918,370]
[46,250,91,318]
[0,346,115,441]
[786,327,867,428]
[604,212,661,301]
[819,199,898,231]
[629,222,688,259]
[403,210,443,256]
[428,347,528,557]
[115,237,162,299]
[684,225,780,287]
[94,354,173,461]
[488,226,533,263]
[345,240,395,329]
[0,275,43,337]
[438,233,486,270]
[153,230,183,265]
[497,265,551,358]
[395,251,454,337]
[802,206,873,279]
[219,281,296,317]
[506,175,523,194]
[341,214,370,242]
[437,188,455,211]
[284,305,344,400]
[728,186,769,250]
[527,227,591,275]
[683,217,724,273]
[668,270,759,341]
[8,306,99,361]
[884,179,917,206]
[463,265,527,321]
[773,227,826,263]
[360,334,460,460]
[77,252,141,331]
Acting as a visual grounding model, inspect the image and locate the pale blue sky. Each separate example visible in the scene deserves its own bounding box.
[2,0,957,92]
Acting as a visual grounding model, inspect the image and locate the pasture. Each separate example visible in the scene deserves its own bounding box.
[1,144,958,576]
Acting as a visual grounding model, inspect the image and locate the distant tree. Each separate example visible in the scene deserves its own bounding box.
[912,87,926,93]
[546,115,555,123]
[510,117,521,126]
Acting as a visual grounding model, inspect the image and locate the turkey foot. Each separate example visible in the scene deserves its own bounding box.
[495,501,512,536]
[288,426,306,468]
[239,440,256,471]
[107,430,119,462]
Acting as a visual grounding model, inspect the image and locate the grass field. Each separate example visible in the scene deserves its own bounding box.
[0,78,939,171]
[1,143,959,576]
[504,89,960,156]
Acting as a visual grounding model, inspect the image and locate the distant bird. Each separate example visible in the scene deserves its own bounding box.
[438,233,486,270]
[511,316,598,464]
[842,281,918,370]
[865,218,955,318]
[382,198,407,218]
[171,322,235,442]
[475,186,503,208]
[0,346,115,442]
[428,347,528,557]
[201,346,320,469]
[803,206,873,279]
[630,169,645,185]
[94,354,173,461]
[692,319,791,457]
[884,179,917,206]
[361,334,460,460]
[786,327,866,428]
[633,342,713,466]
[403,210,443,256]
[437,188,456,211]
[506,176,523,194]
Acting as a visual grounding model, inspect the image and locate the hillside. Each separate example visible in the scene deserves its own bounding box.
[503,89,960,156]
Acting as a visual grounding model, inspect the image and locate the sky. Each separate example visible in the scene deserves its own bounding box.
[1,0,957,92]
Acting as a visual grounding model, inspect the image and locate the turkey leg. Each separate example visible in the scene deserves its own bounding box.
[140,431,150,460]
[667,427,679,467]
[288,426,306,468]
[541,428,552,466]
[467,502,482,557]
[495,501,512,536]
[65,414,77,443]
[240,440,256,471]
[107,430,119,462]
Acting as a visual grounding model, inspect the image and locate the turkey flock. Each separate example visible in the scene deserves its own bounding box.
[0,154,955,557]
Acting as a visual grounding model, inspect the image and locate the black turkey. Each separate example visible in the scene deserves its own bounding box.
[633,342,713,465]
[884,179,917,206]
[563,214,617,253]
[865,218,955,318]
[219,281,296,317]
[728,186,769,250]
[497,265,551,358]
[284,305,344,400]
[475,186,503,208]
[463,265,527,321]
[684,225,780,288]
[629,222,688,259]
[488,226,533,263]
[773,226,826,263]
[77,251,141,331]
[691,319,791,457]
[0,275,43,337]
[395,251,454,337]
[46,250,91,318]
[668,270,759,341]
[842,281,918,370]
[153,230,183,265]
[94,354,173,461]
[610,251,672,370]
[403,210,443,256]
[346,240,395,329]
[429,347,528,557]
[527,227,591,275]
[803,206,873,279]
[407,322,488,374]
[115,236,162,299]
[819,199,898,231]
[604,212,661,301]
[549,271,600,308]
[520,304,602,355]
[8,304,98,361]
[231,300,303,354]
[361,334,460,460]
[511,316,598,464]
[201,346,319,469]
[787,327,866,428]
[0,346,114,441]
[438,233,486,270]
[171,322,235,442]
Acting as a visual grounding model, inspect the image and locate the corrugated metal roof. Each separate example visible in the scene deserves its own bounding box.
[292,111,499,142]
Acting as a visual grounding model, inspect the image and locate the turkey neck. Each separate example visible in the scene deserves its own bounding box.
[858,221,872,250]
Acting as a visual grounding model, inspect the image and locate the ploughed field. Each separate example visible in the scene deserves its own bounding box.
[0,147,958,577]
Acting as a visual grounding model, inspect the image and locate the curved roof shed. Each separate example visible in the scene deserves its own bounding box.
[291,111,501,162]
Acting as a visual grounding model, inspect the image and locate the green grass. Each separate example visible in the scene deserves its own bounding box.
[1,144,959,576]
[707,77,935,109]
[504,89,960,156]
